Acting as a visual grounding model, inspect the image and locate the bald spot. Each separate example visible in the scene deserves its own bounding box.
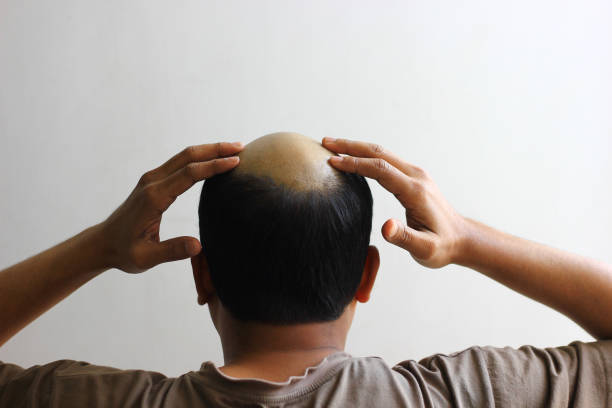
[233,132,343,191]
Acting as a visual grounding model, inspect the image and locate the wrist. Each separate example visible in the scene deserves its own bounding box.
[80,223,115,272]
[451,216,482,267]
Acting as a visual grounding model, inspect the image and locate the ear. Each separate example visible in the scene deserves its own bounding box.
[190,252,215,306]
[354,245,380,303]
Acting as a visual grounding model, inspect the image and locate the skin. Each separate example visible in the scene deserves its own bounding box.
[0,141,245,346]
[232,131,344,191]
[191,245,379,381]
[323,137,612,339]
[1,134,611,386]
[191,132,380,381]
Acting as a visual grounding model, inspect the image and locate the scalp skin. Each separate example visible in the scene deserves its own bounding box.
[233,132,343,191]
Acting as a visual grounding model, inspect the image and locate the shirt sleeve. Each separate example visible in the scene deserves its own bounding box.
[0,359,171,408]
[392,340,612,407]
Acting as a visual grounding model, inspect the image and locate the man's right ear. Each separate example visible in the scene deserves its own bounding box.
[190,252,215,306]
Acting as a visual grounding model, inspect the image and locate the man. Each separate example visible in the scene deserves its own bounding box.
[0,132,611,407]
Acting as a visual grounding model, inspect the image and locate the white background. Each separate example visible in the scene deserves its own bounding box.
[1,0,610,377]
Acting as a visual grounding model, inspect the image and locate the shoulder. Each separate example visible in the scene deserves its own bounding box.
[0,359,182,408]
[390,340,612,407]
[395,339,612,372]
[0,358,168,382]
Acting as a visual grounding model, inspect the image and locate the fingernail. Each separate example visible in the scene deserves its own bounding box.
[225,156,239,163]
[329,156,343,164]
[323,137,337,143]
[231,142,243,148]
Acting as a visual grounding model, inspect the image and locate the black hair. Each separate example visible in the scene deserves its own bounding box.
[198,169,373,324]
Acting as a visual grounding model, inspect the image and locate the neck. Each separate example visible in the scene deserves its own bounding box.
[221,321,347,364]
[214,304,355,381]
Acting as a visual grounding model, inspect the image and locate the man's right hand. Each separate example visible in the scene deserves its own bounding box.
[323,137,467,269]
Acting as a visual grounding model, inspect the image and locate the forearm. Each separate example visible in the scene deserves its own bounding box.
[0,224,109,347]
[457,217,612,340]
[0,142,240,348]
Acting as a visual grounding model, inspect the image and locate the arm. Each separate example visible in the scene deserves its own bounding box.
[0,141,243,347]
[458,218,612,340]
[323,137,612,340]
[0,225,107,347]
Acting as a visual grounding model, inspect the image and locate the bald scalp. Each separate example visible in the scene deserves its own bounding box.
[233,132,343,191]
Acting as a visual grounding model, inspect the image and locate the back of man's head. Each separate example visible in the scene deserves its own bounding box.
[198,132,373,324]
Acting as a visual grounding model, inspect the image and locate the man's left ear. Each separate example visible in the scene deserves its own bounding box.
[354,245,380,303]
[190,252,215,306]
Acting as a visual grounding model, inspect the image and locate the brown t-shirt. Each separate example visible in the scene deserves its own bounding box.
[1,340,611,407]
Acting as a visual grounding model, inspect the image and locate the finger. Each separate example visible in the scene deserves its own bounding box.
[328,156,419,207]
[322,137,425,178]
[145,236,202,268]
[144,142,243,182]
[382,219,434,260]
[157,156,240,202]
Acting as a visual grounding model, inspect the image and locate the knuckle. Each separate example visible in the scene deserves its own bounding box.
[184,163,199,181]
[411,180,426,198]
[138,171,154,186]
[349,157,360,173]
[399,226,413,245]
[206,159,220,175]
[370,143,385,156]
[216,142,223,157]
[412,165,427,178]
[374,158,389,172]
[183,145,197,161]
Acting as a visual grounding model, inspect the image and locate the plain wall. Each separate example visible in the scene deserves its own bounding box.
[1,0,611,377]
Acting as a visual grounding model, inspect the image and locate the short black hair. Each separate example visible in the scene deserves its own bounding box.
[198,169,373,324]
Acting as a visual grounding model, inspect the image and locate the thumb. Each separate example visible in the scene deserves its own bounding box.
[381,219,433,260]
[147,236,202,267]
